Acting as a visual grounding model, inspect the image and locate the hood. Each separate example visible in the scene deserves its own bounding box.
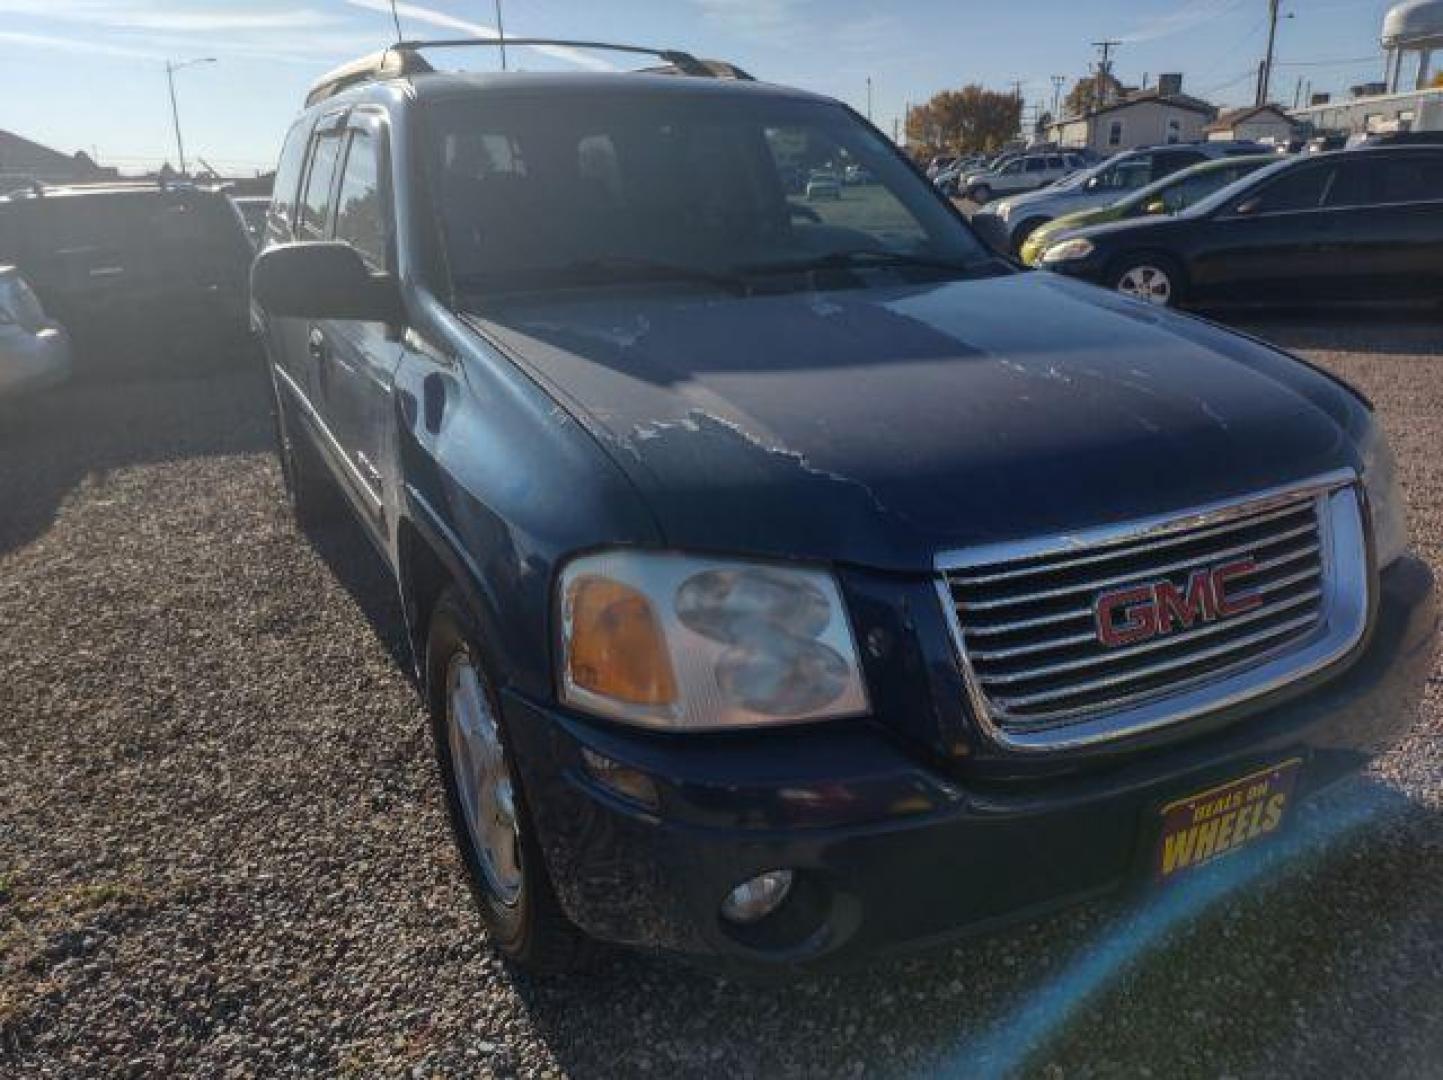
[467,272,1360,572]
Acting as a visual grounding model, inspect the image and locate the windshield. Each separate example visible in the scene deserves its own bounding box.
[424,90,988,293]
[1114,156,1275,215]
[1184,155,1297,217]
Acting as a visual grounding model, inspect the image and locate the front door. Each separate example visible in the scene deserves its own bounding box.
[315,112,402,536]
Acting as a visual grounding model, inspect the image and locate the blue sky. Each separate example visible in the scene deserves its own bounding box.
[0,0,1399,174]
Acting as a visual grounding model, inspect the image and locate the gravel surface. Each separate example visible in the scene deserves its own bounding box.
[1,314,1439,1079]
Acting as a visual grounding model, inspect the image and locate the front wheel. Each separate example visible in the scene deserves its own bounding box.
[427,588,593,973]
[969,184,992,205]
[1108,255,1184,307]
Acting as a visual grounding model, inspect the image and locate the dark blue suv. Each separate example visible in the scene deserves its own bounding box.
[251,42,1437,972]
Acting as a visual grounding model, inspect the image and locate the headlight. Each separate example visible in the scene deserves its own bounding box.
[1358,417,1408,568]
[557,551,869,730]
[1040,238,1095,263]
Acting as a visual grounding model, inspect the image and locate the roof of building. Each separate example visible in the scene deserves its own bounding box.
[1205,104,1295,132]
[1061,89,1218,125]
[1383,0,1443,47]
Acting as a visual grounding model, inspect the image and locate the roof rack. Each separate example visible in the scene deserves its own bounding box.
[305,38,752,106]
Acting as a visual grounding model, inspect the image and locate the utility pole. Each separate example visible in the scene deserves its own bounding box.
[494,0,507,71]
[1092,40,1120,107]
[866,76,873,120]
[165,57,215,178]
[1257,0,1281,104]
[1050,74,1066,118]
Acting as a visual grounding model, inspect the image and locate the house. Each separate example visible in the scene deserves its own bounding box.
[0,129,116,189]
[1205,105,1297,144]
[1047,82,1217,154]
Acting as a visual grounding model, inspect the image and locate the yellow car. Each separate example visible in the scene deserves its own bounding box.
[1020,155,1276,266]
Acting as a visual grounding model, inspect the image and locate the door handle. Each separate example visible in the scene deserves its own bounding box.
[307,328,327,361]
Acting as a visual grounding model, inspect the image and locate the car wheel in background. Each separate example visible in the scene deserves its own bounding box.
[970,184,992,204]
[1011,217,1051,254]
[268,370,344,528]
[427,587,593,973]
[1108,255,1185,308]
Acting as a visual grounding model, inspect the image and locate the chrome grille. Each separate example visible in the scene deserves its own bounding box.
[938,472,1370,752]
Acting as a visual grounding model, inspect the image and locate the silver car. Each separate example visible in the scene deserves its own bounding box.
[959,152,1085,204]
[0,266,70,398]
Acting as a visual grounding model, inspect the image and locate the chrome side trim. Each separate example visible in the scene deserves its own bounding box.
[934,471,1370,754]
[273,363,383,513]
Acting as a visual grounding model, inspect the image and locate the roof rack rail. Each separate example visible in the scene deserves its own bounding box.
[305,38,752,106]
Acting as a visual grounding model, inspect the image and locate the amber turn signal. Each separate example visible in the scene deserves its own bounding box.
[565,576,678,706]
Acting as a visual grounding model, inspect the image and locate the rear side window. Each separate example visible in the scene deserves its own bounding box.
[269,119,313,233]
[299,133,342,238]
[1376,154,1443,203]
[1154,150,1204,178]
[1025,158,1048,173]
[334,129,386,268]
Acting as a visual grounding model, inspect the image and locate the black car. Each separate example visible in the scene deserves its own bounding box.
[0,181,255,371]
[250,42,1435,973]
[1037,147,1443,307]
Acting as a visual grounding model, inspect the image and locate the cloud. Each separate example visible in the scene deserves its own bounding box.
[690,0,808,36]
[1119,0,1245,44]
[345,0,618,71]
[0,27,162,60]
[0,1,342,32]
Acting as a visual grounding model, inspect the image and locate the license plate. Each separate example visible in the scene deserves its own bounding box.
[1155,758,1302,881]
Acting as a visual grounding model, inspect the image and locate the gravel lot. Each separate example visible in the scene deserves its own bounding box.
[1,314,1439,1079]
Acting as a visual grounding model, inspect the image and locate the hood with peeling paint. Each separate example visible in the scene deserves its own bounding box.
[464,272,1363,571]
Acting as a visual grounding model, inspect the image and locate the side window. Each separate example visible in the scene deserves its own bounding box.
[1107,120,1124,148]
[1246,165,1333,214]
[1024,158,1048,173]
[334,128,386,267]
[1001,160,1023,175]
[1324,161,1373,208]
[299,132,343,239]
[1376,154,1443,203]
[1155,151,1204,179]
[269,119,313,235]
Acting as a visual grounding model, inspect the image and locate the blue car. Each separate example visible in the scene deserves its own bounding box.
[251,41,1437,973]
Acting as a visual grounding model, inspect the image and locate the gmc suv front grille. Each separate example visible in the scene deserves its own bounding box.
[937,471,1370,752]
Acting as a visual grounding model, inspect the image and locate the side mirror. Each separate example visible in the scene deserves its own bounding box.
[1144,199,1167,216]
[1084,176,1101,191]
[1233,197,1262,217]
[252,241,403,324]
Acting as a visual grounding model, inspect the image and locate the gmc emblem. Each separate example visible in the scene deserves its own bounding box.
[1094,558,1263,648]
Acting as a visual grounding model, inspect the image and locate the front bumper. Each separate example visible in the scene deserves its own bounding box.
[504,556,1437,970]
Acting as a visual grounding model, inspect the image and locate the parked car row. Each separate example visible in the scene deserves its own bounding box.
[0,180,256,388]
[1027,145,1443,308]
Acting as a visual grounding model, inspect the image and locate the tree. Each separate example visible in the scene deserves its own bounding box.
[906,85,1022,160]
[1063,71,1126,118]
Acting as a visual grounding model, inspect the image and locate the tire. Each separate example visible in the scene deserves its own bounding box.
[1107,254,1186,308]
[1011,217,1050,254]
[268,368,344,528]
[970,184,992,205]
[427,587,593,973]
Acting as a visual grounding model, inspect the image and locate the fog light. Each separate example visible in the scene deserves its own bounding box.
[720,869,794,924]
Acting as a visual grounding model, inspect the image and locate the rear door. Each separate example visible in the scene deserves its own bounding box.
[1187,160,1337,303]
[1348,151,1443,299]
[313,110,401,535]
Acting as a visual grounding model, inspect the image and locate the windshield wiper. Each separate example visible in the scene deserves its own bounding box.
[733,249,979,277]
[459,256,750,295]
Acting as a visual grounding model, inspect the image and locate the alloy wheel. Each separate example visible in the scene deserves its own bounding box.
[446,651,523,906]
[1116,265,1174,306]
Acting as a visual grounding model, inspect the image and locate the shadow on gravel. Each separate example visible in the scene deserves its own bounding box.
[0,365,272,556]
[1217,306,1442,357]
[299,509,417,681]
[511,777,1442,1078]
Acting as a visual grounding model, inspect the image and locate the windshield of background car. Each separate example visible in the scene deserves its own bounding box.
[1120,156,1275,215]
[424,89,988,292]
[1184,156,1299,217]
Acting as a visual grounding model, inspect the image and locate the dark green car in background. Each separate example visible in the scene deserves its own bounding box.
[1020,155,1277,266]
